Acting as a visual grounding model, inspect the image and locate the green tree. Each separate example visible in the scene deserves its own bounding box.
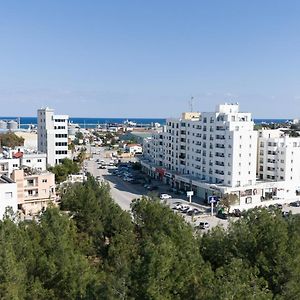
[130,197,214,299]
[219,193,239,213]
[48,158,80,183]
[0,132,24,148]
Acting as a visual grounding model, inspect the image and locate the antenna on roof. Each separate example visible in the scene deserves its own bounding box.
[189,96,194,112]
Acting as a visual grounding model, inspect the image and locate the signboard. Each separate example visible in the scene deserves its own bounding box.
[208,196,218,204]
[187,191,194,197]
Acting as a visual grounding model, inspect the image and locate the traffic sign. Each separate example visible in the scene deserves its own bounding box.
[187,191,194,197]
[208,196,218,204]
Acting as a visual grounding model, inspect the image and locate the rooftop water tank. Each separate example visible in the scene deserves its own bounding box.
[0,120,7,129]
[7,120,18,130]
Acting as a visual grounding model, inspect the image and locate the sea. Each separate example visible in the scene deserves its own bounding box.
[0,117,293,129]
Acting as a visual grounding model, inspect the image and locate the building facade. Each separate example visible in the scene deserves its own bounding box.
[37,107,69,166]
[141,104,300,211]
[0,175,18,219]
[11,169,56,215]
[258,129,300,183]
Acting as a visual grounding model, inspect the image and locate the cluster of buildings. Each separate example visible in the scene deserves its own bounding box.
[142,103,300,211]
[0,107,72,218]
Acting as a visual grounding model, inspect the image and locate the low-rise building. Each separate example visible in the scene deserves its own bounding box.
[11,169,56,215]
[0,175,17,218]
[125,144,143,155]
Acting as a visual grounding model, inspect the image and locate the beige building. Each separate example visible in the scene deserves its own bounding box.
[11,169,56,215]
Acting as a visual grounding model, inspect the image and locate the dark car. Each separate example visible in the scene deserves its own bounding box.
[231,209,242,217]
[217,212,228,220]
[290,201,300,207]
[187,208,202,216]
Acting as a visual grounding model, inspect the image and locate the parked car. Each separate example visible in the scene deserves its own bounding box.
[98,165,106,169]
[282,211,290,218]
[187,208,201,216]
[199,222,210,229]
[160,194,172,200]
[175,203,183,210]
[275,203,283,210]
[290,201,300,207]
[231,209,242,217]
[216,212,228,219]
[180,205,190,213]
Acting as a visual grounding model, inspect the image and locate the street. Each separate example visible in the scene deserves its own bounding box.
[84,147,231,231]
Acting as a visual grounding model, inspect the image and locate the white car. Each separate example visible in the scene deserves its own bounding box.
[160,194,172,200]
[199,222,210,229]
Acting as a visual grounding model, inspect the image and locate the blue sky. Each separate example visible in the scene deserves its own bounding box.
[0,0,300,118]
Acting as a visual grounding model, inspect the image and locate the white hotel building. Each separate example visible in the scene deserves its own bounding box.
[142,104,300,210]
[37,108,70,166]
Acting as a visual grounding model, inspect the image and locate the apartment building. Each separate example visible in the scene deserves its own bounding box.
[142,105,300,210]
[37,107,69,166]
[0,175,17,219]
[143,104,300,210]
[11,169,56,215]
[258,129,300,183]
[143,103,257,192]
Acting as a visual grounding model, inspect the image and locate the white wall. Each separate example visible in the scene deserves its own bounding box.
[0,181,17,219]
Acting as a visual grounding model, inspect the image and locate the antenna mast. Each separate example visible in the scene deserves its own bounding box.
[189,96,194,112]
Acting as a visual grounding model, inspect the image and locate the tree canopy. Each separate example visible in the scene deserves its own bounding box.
[0,132,24,148]
[0,177,300,298]
[48,158,80,183]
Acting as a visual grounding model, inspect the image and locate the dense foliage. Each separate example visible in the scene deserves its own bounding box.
[1,177,300,299]
[48,158,80,183]
[0,132,24,148]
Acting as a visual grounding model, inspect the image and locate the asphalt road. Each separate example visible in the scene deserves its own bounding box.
[84,147,231,231]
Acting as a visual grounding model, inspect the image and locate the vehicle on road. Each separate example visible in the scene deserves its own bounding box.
[216,212,228,219]
[282,211,290,218]
[174,203,183,210]
[290,201,300,207]
[180,205,191,213]
[98,165,106,169]
[231,209,242,217]
[160,193,172,200]
[187,208,202,216]
[199,222,210,229]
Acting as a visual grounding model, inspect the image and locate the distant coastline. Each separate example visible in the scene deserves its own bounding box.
[0,117,293,129]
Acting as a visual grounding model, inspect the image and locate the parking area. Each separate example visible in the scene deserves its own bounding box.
[84,154,231,231]
[84,149,300,232]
